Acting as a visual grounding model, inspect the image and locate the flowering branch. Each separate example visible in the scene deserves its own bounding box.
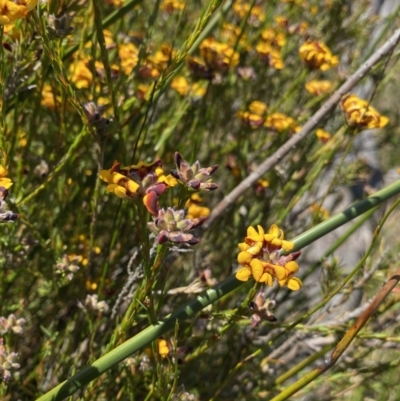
[203,27,400,230]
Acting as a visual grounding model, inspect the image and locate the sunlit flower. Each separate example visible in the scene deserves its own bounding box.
[148,207,206,245]
[140,44,175,78]
[119,43,139,75]
[0,0,37,24]
[255,42,284,69]
[340,94,389,129]
[0,314,26,335]
[41,84,61,109]
[260,28,286,48]
[233,0,265,25]
[0,338,19,381]
[99,160,176,215]
[185,195,210,219]
[305,80,333,95]
[264,112,300,133]
[0,166,12,189]
[199,37,240,71]
[55,254,80,281]
[161,0,184,13]
[315,128,331,143]
[171,76,207,98]
[237,100,268,129]
[171,152,218,191]
[299,40,339,71]
[78,294,109,313]
[69,60,93,89]
[235,224,302,290]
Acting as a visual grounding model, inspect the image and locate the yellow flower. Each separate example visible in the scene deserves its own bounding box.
[315,128,331,143]
[264,113,300,133]
[236,111,264,129]
[41,84,61,109]
[260,28,286,48]
[185,195,210,219]
[305,80,332,95]
[99,160,174,215]
[249,100,267,116]
[235,224,302,290]
[255,42,284,69]
[299,40,339,71]
[119,43,139,75]
[0,0,37,24]
[199,37,240,71]
[340,94,389,129]
[69,60,93,89]
[161,0,184,12]
[0,165,12,189]
[237,101,267,129]
[233,0,265,24]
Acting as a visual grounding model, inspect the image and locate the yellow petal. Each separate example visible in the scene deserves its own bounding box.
[286,277,302,291]
[237,251,252,265]
[281,240,294,251]
[246,241,263,256]
[250,259,264,281]
[125,179,140,193]
[158,339,170,358]
[99,170,112,183]
[379,116,389,128]
[285,261,299,274]
[235,267,252,281]
[247,225,258,237]
[260,272,273,286]
[113,186,129,198]
[238,242,250,252]
[268,224,280,238]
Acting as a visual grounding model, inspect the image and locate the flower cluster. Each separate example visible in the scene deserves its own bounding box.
[315,128,331,143]
[0,0,37,25]
[0,338,19,380]
[55,254,80,281]
[171,152,218,192]
[264,112,301,134]
[255,28,286,70]
[148,207,206,246]
[171,76,207,98]
[78,294,109,314]
[340,94,389,129]
[237,100,267,129]
[185,194,210,219]
[299,40,339,71]
[249,292,277,328]
[0,314,26,335]
[305,80,333,96]
[199,37,240,72]
[235,224,302,290]
[99,160,176,215]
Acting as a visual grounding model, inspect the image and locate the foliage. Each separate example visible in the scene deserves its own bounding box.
[1,0,400,400]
